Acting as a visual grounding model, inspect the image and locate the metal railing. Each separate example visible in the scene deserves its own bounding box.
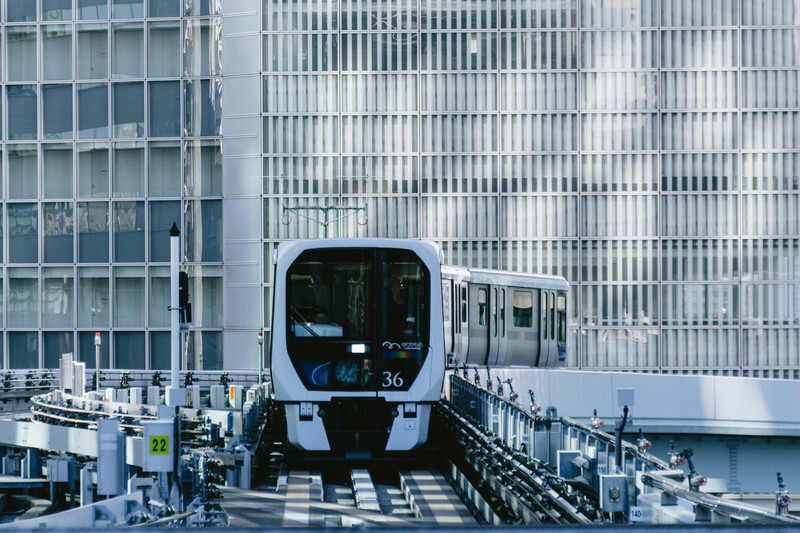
[448,373,800,525]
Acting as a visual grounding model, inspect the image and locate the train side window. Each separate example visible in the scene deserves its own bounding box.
[477,288,487,326]
[557,294,567,343]
[542,292,548,339]
[453,283,460,335]
[500,289,505,337]
[442,281,450,324]
[550,291,556,340]
[461,285,467,325]
[512,290,532,328]
[491,288,497,337]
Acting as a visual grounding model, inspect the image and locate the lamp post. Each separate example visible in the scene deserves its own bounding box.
[257,332,264,386]
[94,332,101,391]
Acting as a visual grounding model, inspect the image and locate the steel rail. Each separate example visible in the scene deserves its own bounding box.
[642,471,800,525]
[437,401,593,525]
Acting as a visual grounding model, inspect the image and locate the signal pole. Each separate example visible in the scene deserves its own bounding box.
[166,222,186,407]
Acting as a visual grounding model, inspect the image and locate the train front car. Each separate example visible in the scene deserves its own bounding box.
[270,239,445,453]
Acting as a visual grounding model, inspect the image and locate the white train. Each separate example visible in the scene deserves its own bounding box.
[270,239,569,453]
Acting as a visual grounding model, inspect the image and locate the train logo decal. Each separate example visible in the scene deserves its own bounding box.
[382,341,402,350]
[382,341,424,359]
[382,340,424,351]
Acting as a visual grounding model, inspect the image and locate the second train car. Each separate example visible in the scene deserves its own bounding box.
[442,266,569,368]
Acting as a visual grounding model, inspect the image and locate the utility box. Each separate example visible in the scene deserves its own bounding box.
[73,362,86,396]
[97,419,125,496]
[147,386,161,405]
[141,420,175,473]
[116,388,129,404]
[59,353,74,393]
[210,385,225,409]
[557,450,582,480]
[229,385,243,409]
[599,474,628,514]
[48,457,71,482]
[129,387,143,404]
[189,384,201,408]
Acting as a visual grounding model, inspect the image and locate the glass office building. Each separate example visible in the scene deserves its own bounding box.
[1,0,799,377]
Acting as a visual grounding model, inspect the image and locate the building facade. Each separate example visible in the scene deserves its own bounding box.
[1,0,799,377]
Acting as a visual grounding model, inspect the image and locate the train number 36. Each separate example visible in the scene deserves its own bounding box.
[381,371,404,388]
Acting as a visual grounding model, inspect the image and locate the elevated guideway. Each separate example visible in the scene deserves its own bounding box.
[464,368,800,437]
[455,368,800,494]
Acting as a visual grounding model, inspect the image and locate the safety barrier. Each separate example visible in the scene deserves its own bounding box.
[448,373,799,525]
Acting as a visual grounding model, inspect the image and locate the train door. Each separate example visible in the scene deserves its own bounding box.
[459,282,469,360]
[539,291,550,367]
[486,287,499,365]
[495,288,507,365]
[442,278,454,360]
[507,287,539,366]
[465,284,489,365]
[539,290,558,367]
[556,291,567,364]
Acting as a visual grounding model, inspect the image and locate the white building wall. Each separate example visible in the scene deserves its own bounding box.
[222,0,263,369]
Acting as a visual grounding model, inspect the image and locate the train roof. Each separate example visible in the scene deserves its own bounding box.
[465,267,569,291]
[273,238,443,265]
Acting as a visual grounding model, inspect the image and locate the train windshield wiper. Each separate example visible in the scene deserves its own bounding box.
[291,307,319,337]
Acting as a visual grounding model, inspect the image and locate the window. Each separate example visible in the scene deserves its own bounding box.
[78,0,109,20]
[491,288,497,337]
[77,202,109,262]
[78,267,109,327]
[513,290,533,328]
[43,144,73,198]
[113,267,144,327]
[8,204,38,263]
[461,285,467,325]
[543,292,548,338]
[43,268,74,327]
[500,289,505,337]
[78,143,109,197]
[42,25,72,80]
[8,269,38,327]
[78,84,109,138]
[113,142,145,197]
[8,144,38,199]
[114,332,145,369]
[77,24,108,79]
[184,79,222,137]
[7,27,37,81]
[557,294,567,343]
[149,81,180,137]
[43,202,74,263]
[149,141,181,197]
[8,85,38,140]
[148,21,180,76]
[186,200,222,262]
[43,85,74,140]
[477,288,487,326]
[112,82,144,138]
[113,201,145,262]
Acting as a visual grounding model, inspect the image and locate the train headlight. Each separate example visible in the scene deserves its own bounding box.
[349,343,367,354]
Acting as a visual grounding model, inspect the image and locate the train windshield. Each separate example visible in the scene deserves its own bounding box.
[286,248,430,391]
